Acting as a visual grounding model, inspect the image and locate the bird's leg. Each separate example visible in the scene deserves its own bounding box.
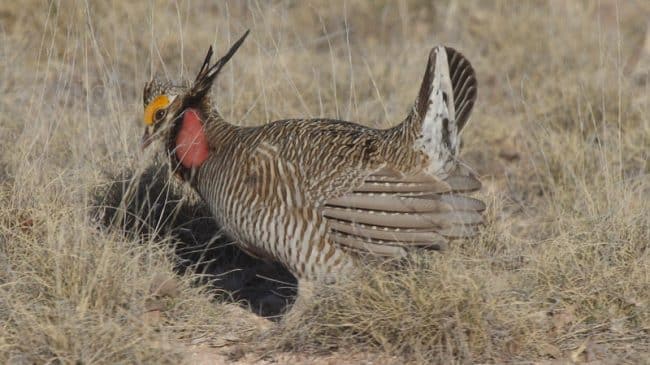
[296,280,315,307]
[282,280,316,324]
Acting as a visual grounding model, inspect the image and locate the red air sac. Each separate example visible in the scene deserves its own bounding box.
[175,109,209,168]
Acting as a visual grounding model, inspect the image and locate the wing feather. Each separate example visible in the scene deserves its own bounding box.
[323,206,481,228]
[328,219,447,248]
[323,163,484,256]
[329,232,407,257]
[327,194,453,213]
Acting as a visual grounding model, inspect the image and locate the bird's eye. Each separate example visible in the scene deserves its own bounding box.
[154,109,166,121]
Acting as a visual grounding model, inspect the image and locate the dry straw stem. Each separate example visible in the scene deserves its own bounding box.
[1,0,648,364]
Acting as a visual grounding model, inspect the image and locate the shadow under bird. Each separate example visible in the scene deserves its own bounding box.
[140,30,485,300]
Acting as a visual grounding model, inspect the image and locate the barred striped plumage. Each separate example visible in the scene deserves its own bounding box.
[141,31,484,283]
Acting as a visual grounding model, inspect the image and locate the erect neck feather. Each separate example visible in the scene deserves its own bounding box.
[198,108,239,143]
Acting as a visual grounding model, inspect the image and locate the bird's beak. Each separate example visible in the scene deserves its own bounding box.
[141,126,154,150]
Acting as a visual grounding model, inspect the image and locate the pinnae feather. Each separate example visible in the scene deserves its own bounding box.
[188,30,250,103]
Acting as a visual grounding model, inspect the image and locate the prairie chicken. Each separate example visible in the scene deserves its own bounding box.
[141,31,484,286]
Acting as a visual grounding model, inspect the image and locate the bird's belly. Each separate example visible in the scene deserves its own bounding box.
[214,196,351,281]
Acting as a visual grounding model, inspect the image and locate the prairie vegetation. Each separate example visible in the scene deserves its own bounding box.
[0,1,648,363]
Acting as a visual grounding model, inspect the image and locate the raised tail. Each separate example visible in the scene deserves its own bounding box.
[402,46,478,178]
[320,47,482,257]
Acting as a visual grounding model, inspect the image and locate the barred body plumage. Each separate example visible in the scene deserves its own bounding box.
[141,31,484,283]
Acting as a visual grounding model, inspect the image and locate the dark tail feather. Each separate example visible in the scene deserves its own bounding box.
[412,46,478,134]
[412,48,437,125]
[446,47,477,132]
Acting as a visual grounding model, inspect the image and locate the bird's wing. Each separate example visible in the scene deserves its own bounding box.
[322,165,484,257]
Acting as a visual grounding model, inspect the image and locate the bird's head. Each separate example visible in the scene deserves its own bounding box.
[140,30,250,171]
[141,79,187,149]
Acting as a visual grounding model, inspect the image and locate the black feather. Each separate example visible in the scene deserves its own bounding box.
[186,30,250,105]
[444,46,477,132]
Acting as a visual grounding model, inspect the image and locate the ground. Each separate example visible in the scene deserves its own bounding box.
[0,1,648,364]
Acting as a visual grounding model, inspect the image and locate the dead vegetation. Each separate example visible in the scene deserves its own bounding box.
[0,0,648,364]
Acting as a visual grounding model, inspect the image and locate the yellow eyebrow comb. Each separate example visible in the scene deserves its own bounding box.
[143,95,171,126]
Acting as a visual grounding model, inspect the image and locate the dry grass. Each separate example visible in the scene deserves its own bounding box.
[1,0,648,364]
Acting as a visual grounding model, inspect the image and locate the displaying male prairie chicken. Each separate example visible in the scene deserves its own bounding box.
[141,30,484,287]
